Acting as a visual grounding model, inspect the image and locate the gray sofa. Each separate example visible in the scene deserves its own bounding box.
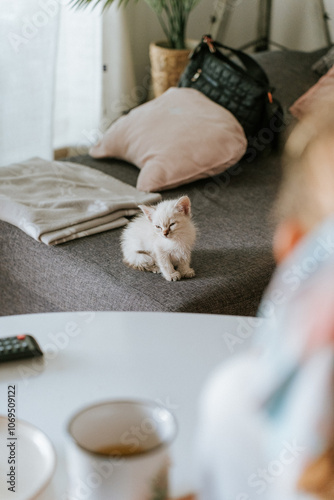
[0,49,324,317]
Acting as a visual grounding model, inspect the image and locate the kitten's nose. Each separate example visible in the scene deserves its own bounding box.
[163,230,169,237]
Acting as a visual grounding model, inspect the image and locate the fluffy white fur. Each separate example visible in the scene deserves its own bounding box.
[121,196,196,281]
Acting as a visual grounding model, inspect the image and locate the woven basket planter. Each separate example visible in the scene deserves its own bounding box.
[149,40,198,98]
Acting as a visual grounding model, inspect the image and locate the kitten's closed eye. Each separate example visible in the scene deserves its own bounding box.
[170,222,176,227]
[155,225,161,229]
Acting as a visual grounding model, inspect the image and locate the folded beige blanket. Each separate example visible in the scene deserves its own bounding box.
[0,158,161,245]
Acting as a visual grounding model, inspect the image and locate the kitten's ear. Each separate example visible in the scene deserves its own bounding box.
[138,204,155,221]
[175,196,191,216]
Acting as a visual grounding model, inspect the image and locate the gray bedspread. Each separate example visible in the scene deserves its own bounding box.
[0,49,325,316]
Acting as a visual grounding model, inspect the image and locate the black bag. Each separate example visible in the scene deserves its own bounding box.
[178,35,284,142]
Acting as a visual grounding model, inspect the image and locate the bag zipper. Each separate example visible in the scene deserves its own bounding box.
[191,68,220,88]
[191,68,202,82]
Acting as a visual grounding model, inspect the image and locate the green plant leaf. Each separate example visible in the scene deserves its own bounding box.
[144,0,162,15]
[71,0,129,9]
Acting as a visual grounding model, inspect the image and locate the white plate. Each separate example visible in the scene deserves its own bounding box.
[0,415,56,500]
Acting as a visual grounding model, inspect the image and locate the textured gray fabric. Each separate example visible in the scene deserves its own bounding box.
[253,48,325,108]
[0,154,279,315]
[253,48,326,128]
[312,45,334,75]
[0,49,326,317]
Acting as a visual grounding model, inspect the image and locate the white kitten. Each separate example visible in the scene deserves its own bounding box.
[121,196,196,282]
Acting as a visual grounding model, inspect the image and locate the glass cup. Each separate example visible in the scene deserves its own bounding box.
[65,399,177,500]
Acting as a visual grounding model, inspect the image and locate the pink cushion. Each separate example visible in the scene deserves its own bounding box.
[290,65,334,120]
[89,88,247,192]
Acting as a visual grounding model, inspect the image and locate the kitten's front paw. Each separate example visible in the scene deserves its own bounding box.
[182,268,195,279]
[147,264,160,274]
[165,271,181,282]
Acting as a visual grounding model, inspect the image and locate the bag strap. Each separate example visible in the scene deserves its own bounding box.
[194,35,270,87]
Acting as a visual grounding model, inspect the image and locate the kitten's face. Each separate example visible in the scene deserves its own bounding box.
[139,196,191,239]
[152,209,178,239]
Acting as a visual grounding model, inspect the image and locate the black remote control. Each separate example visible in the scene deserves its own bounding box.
[0,335,43,363]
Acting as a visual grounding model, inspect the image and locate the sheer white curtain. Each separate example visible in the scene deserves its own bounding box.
[0,0,137,166]
[76,4,139,152]
[53,3,102,151]
[102,4,137,124]
[0,0,59,165]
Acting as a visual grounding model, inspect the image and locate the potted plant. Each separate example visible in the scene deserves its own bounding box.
[73,0,201,96]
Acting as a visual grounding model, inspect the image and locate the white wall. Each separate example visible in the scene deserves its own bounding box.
[125,0,334,87]
[271,0,334,51]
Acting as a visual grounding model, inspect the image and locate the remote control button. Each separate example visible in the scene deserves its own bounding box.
[0,335,43,363]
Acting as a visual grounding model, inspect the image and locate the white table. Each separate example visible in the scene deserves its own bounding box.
[0,312,258,498]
